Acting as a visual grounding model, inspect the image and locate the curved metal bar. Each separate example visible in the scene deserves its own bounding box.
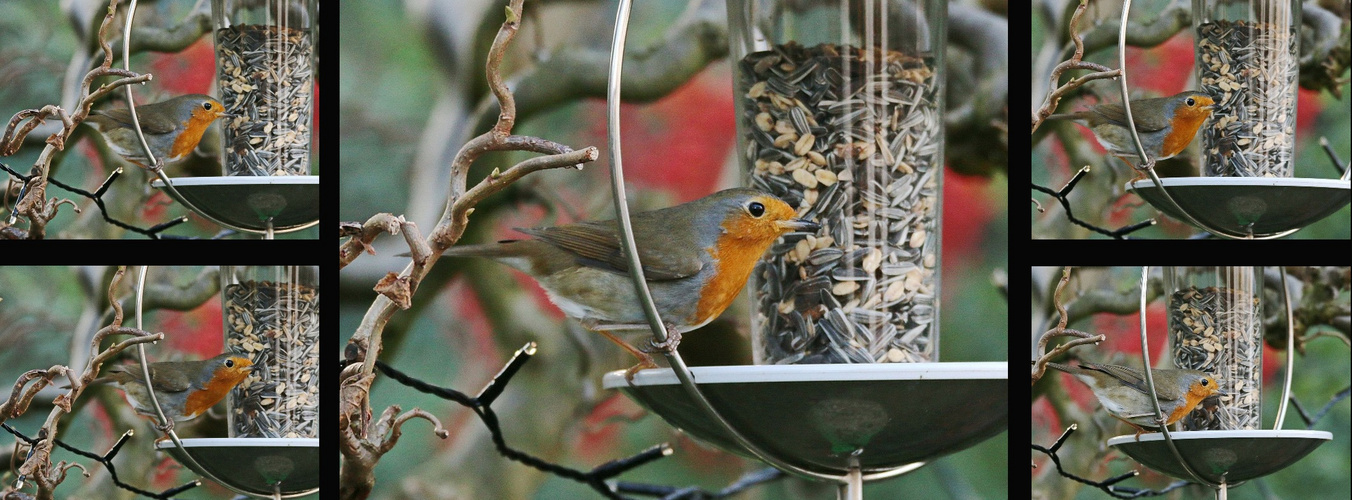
[123,0,159,172]
[123,0,309,238]
[1137,266,1218,489]
[1116,0,1295,240]
[607,0,887,484]
[1116,0,1149,170]
[1274,267,1294,428]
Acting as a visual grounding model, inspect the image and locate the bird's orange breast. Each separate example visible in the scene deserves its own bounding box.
[1159,109,1211,158]
[181,369,248,419]
[693,222,776,326]
[167,108,218,160]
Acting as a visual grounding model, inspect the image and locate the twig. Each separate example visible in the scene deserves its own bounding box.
[1032,267,1106,385]
[337,213,415,270]
[0,162,187,238]
[1289,386,1352,428]
[1031,0,1121,133]
[1032,425,1191,498]
[1318,137,1347,177]
[1031,166,1156,238]
[375,343,714,500]
[1,425,199,499]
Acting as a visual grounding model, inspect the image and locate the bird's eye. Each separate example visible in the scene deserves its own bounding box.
[225,359,235,368]
[203,102,214,110]
[1186,97,1196,106]
[747,201,765,217]
[1200,378,1209,386]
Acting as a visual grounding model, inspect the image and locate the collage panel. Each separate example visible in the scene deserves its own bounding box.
[1030,0,1349,239]
[0,266,319,498]
[1032,266,1350,498]
[1,0,319,239]
[339,0,1009,498]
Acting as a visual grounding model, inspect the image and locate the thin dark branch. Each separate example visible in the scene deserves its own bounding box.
[1031,166,1156,238]
[1,162,187,238]
[375,343,779,500]
[1032,425,1192,498]
[2,424,199,499]
[1289,386,1352,428]
[1319,137,1347,177]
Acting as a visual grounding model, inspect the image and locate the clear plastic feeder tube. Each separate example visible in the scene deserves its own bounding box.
[731,0,946,365]
[212,0,316,176]
[1194,0,1300,177]
[222,265,319,438]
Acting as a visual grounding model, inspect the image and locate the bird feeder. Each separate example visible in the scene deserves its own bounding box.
[212,0,316,177]
[1120,0,1348,238]
[1104,267,1330,494]
[602,2,1005,499]
[733,0,945,365]
[146,0,321,237]
[125,266,317,498]
[1165,267,1262,431]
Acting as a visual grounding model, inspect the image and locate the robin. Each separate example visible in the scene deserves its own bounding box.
[1047,361,1225,440]
[83,94,233,168]
[423,188,818,379]
[91,352,253,431]
[1047,91,1215,178]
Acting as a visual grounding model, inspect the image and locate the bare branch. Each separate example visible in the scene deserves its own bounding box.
[338,214,410,270]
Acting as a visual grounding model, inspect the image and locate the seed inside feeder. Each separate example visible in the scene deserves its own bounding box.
[216,24,313,176]
[743,42,941,365]
[225,280,319,439]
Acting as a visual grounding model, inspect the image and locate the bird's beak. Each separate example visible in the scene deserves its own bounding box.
[776,218,820,232]
[219,111,238,118]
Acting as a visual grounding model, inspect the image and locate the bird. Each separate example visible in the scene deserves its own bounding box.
[1046,361,1224,440]
[1046,90,1215,179]
[426,188,819,379]
[83,94,233,168]
[91,352,253,431]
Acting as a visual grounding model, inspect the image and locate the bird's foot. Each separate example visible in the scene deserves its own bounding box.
[642,324,682,355]
[623,357,660,385]
[157,420,175,434]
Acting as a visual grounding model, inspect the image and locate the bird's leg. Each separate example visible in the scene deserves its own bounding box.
[1108,413,1150,442]
[1116,155,1150,182]
[581,320,684,383]
[581,322,658,384]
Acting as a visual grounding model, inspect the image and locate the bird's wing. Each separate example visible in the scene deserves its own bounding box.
[91,104,178,135]
[518,217,704,281]
[148,363,194,393]
[1090,99,1171,133]
[1086,364,1185,402]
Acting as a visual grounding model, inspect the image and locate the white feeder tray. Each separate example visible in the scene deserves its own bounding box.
[151,176,319,232]
[1127,177,1350,236]
[603,363,1007,476]
[156,437,318,497]
[1107,430,1331,484]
